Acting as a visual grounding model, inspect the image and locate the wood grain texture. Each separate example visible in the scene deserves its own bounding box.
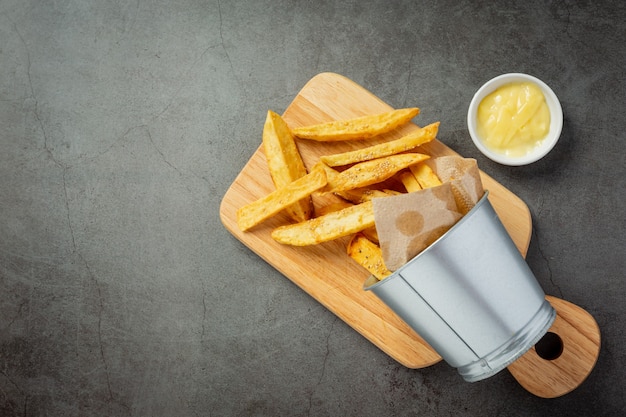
[507,296,601,398]
[220,72,532,368]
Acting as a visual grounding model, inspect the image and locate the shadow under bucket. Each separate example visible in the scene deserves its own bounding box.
[364,191,555,382]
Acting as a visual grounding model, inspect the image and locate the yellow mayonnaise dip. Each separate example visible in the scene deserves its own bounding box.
[477,82,550,157]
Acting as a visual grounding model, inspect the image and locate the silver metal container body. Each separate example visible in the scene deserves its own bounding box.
[364,191,555,382]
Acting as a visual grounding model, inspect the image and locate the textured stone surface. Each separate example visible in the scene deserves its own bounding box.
[1,0,624,415]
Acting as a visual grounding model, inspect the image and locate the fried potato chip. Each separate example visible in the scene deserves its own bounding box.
[263,110,312,222]
[291,108,420,141]
[399,171,422,193]
[320,122,439,166]
[347,233,392,280]
[237,167,327,231]
[409,162,442,189]
[271,201,374,246]
[331,153,429,192]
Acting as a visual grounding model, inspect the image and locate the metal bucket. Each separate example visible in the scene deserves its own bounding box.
[364,191,555,382]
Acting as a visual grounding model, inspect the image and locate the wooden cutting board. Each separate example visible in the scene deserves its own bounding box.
[220,72,532,369]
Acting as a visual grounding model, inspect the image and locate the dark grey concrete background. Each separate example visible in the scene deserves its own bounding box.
[1,0,624,416]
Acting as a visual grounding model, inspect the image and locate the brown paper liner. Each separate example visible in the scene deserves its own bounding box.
[373,156,484,271]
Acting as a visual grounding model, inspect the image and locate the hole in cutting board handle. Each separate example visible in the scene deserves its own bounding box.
[508,296,601,398]
[534,331,564,360]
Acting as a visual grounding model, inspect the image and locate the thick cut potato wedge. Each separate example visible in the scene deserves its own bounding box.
[271,201,374,246]
[263,110,312,222]
[315,201,353,217]
[237,167,327,231]
[321,122,439,166]
[347,234,392,280]
[335,188,400,204]
[291,108,420,141]
[409,162,442,189]
[331,153,429,192]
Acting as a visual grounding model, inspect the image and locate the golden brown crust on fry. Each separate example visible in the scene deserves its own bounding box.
[312,161,342,191]
[347,233,392,280]
[409,162,442,189]
[263,110,312,222]
[291,108,420,141]
[315,201,354,217]
[320,122,439,166]
[334,188,400,204]
[271,201,375,246]
[330,153,429,192]
[399,171,422,193]
[237,167,327,232]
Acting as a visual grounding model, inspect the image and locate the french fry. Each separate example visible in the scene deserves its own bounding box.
[361,226,379,244]
[347,234,392,280]
[315,201,353,217]
[409,162,442,189]
[330,153,429,192]
[237,167,327,232]
[239,106,455,282]
[291,108,420,141]
[263,110,313,222]
[320,122,439,166]
[399,171,422,193]
[312,161,342,191]
[335,188,401,204]
[271,201,374,246]
[263,110,312,222]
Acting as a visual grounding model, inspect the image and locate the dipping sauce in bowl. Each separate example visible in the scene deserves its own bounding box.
[468,73,563,166]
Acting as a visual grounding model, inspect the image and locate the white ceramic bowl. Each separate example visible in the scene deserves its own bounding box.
[467,73,563,166]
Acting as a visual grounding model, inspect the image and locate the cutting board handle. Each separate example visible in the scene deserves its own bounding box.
[507,295,601,398]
